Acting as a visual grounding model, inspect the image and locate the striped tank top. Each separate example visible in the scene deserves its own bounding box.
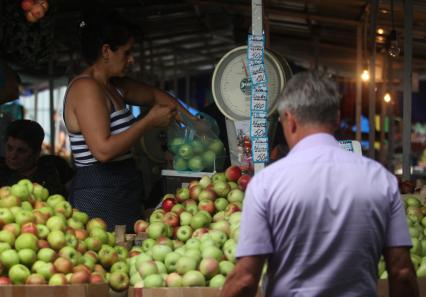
[64,76,135,167]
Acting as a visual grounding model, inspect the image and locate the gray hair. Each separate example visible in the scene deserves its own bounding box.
[277,71,341,125]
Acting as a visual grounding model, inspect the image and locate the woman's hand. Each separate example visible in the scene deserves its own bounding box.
[145,104,177,128]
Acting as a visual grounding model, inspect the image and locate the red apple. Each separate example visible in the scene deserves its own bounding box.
[75,229,88,241]
[225,166,242,182]
[198,189,217,201]
[198,200,216,214]
[90,272,105,284]
[162,198,177,212]
[237,174,251,191]
[188,180,199,190]
[163,212,180,227]
[170,204,185,216]
[54,257,73,274]
[0,276,12,285]
[25,273,46,284]
[37,239,49,249]
[21,222,38,236]
[70,270,91,284]
[21,0,34,12]
[133,219,149,234]
[189,185,203,200]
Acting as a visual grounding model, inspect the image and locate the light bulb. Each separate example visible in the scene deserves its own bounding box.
[361,69,370,81]
[384,93,391,103]
[387,30,400,58]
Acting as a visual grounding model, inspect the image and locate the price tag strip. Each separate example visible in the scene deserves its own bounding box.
[248,34,269,164]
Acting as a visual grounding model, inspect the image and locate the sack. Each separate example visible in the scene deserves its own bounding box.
[167,112,226,172]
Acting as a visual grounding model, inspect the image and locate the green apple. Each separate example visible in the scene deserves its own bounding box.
[165,272,182,287]
[199,257,219,279]
[185,248,201,264]
[147,222,168,240]
[175,256,197,275]
[108,271,129,292]
[35,262,56,281]
[0,195,21,208]
[135,253,153,268]
[54,201,73,218]
[0,242,11,254]
[46,194,66,208]
[209,274,226,287]
[1,249,20,268]
[164,252,181,273]
[85,237,102,252]
[142,238,156,252]
[107,232,115,246]
[0,229,15,246]
[155,261,167,274]
[181,270,206,287]
[33,183,49,201]
[151,244,172,262]
[110,261,129,274]
[179,212,193,226]
[47,230,66,250]
[190,213,210,229]
[202,246,224,262]
[21,201,33,211]
[15,210,35,225]
[65,233,78,248]
[59,246,81,266]
[37,248,57,263]
[86,218,107,232]
[67,218,84,230]
[36,224,50,239]
[46,215,67,232]
[144,274,165,288]
[176,225,192,242]
[71,211,89,225]
[11,183,30,201]
[18,248,37,266]
[98,245,119,268]
[48,273,68,285]
[15,233,38,251]
[115,246,128,261]
[9,264,31,284]
[219,260,235,276]
[0,208,15,225]
[137,260,158,278]
[185,238,201,250]
[214,198,229,212]
[90,228,109,245]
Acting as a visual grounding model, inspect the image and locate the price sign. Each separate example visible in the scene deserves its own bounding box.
[248,33,269,165]
[251,86,267,112]
[250,113,268,137]
[252,137,269,163]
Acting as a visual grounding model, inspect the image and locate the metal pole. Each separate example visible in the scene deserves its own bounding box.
[356,24,362,142]
[402,0,413,180]
[387,55,394,172]
[48,60,55,155]
[368,0,378,159]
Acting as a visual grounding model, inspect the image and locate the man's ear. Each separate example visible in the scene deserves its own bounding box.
[101,44,110,60]
[287,112,297,134]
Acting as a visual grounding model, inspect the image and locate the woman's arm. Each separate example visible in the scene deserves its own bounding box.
[68,79,176,162]
[112,77,199,123]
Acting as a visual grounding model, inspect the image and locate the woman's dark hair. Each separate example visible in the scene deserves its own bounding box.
[6,119,45,153]
[80,8,138,65]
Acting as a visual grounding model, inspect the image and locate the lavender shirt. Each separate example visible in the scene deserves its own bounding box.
[237,133,411,297]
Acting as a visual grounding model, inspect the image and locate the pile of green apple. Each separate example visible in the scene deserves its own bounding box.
[0,179,130,291]
[169,136,225,172]
[129,165,252,288]
[378,193,426,279]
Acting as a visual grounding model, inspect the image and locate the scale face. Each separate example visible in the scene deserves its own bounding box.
[212,46,291,121]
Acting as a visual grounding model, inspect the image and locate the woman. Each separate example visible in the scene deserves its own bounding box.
[63,9,198,231]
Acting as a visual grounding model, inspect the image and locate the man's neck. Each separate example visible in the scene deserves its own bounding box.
[18,166,38,178]
[289,124,335,149]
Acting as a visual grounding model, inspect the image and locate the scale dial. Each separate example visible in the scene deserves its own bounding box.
[212,46,291,121]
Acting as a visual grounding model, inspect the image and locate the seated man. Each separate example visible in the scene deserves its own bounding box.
[0,119,73,196]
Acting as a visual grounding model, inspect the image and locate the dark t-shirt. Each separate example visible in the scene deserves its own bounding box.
[0,156,71,197]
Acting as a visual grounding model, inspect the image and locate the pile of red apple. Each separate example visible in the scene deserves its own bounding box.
[130,165,251,287]
[169,135,226,172]
[0,179,130,291]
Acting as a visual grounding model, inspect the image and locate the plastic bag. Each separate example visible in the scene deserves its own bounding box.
[167,111,226,172]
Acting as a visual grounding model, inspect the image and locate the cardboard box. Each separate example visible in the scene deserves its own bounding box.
[127,287,263,297]
[0,283,109,297]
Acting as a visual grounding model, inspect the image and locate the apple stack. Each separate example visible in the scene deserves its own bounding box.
[378,194,426,279]
[0,179,130,292]
[129,165,251,288]
[169,136,226,172]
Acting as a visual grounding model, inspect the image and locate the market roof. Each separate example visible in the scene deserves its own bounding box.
[2,0,426,84]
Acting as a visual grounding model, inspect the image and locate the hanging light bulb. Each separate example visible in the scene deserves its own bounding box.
[361,69,370,81]
[384,92,391,103]
[387,30,400,58]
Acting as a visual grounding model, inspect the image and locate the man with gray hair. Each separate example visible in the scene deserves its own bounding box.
[220,71,418,297]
